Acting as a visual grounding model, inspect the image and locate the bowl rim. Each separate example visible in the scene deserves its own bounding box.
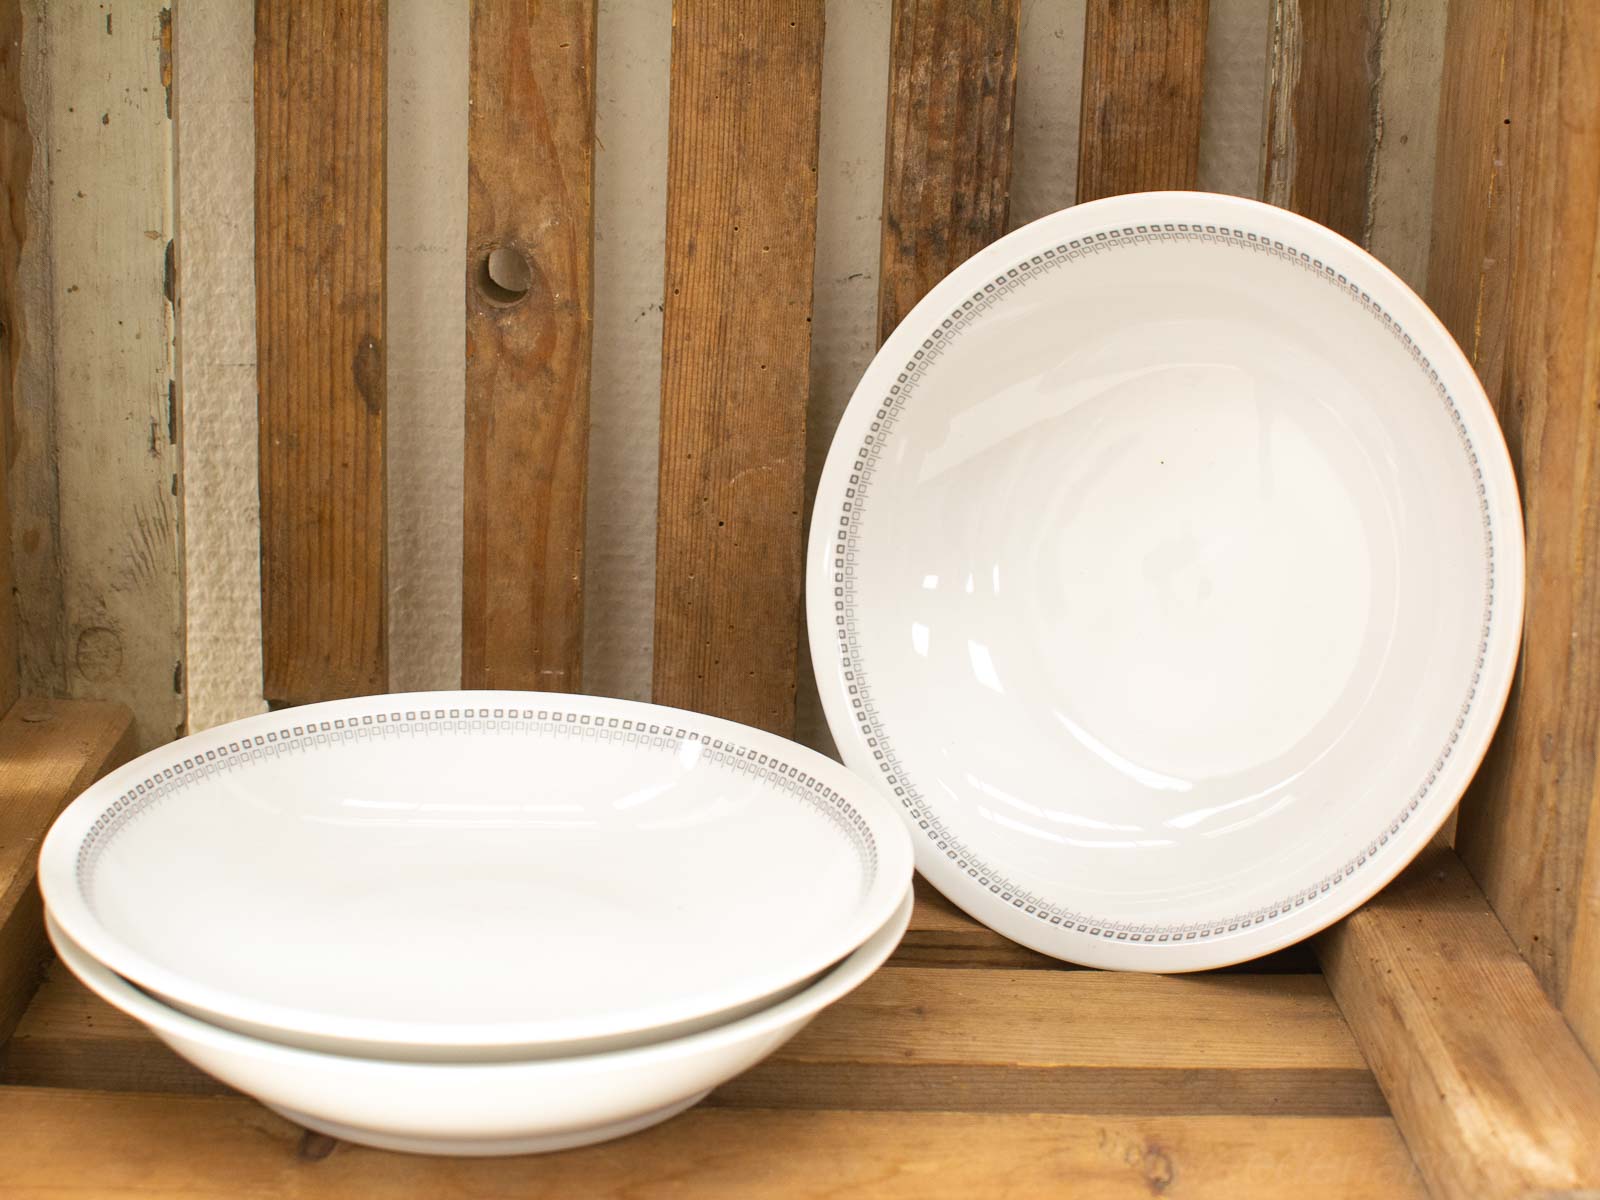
[44,887,914,1076]
[38,690,915,1050]
[806,190,1527,970]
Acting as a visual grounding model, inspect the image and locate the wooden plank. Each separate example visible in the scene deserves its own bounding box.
[1317,845,1600,1200]
[0,0,24,714]
[1423,0,1513,400]
[461,0,594,693]
[1423,1,1600,1056]
[876,0,1019,344]
[0,1089,1426,1198]
[1261,0,1381,244]
[6,960,1378,1117]
[46,0,181,747]
[255,0,387,706]
[0,699,135,1048]
[1075,0,1209,203]
[652,1,824,735]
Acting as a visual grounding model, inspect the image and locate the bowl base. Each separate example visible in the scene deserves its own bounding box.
[267,1090,711,1157]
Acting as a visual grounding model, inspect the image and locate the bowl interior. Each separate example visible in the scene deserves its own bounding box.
[818,209,1516,950]
[53,696,902,1043]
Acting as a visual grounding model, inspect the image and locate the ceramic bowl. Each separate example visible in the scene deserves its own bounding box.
[46,890,912,1156]
[809,191,1524,970]
[39,692,912,1058]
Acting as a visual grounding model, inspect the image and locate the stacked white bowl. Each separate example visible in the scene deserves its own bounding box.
[38,692,915,1155]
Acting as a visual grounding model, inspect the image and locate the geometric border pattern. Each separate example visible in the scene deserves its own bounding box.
[827,222,1498,946]
[75,704,881,898]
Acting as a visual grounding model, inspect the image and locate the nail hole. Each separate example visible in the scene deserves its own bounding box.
[477,245,533,306]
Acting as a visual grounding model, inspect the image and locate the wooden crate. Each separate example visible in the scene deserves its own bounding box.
[1,2,1598,1196]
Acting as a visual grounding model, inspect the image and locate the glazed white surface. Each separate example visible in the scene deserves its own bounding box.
[45,892,912,1156]
[39,692,912,1056]
[809,192,1523,970]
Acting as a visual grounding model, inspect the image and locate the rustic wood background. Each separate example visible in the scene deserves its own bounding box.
[1,2,1599,1197]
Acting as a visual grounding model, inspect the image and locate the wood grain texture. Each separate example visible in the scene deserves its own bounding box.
[1076,0,1209,203]
[1261,0,1382,244]
[0,699,134,1048]
[461,0,594,692]
[6,960,1378,1117]
[1317,845,1600,1200]
[652,1,824,735]
[0,1090,1426,1198]
[48,0,181,747]
[256,0,387,706]
[0,0,23,715]
[877,0,1019,344]
[1424,0,1513,398]
[1424,1,1600,1056]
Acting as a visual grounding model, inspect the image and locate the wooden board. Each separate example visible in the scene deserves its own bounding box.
[0,1089,1426,1198]
[5,960,1378,1117]
[0,700,135,1047]
[0,0,23,714]
[652,1,824,735]
[1425,0,1600,1060]
[1317,845,1600,1200]
[1076,0,1209,203]
[1424,0,1513,400]
[1261,0,1381,244]
[255,0,387,706]
[46,0,181,747]
[461,0,594,693]
[876,0,1020,344]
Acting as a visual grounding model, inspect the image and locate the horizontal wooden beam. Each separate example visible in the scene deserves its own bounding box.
[0,699,135,1048]
[1317,844,1600,1200]
[0,1088,1425,1196]
[9,955,1377,1117]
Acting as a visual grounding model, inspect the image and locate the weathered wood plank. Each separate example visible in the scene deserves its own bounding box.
[877,0,1019,343]
[1423,0,1513,399]
[651,1,824,735]
[6,960,1377,1116]
[1076,0,1209,202]
[461,0,593,693]
[1422,0,1600,1061]
[0,1089,1426,1198]
[0,0,24,714]
[1261,0,1381,244]
[0,699,135,1048]
[255,0,387,706]
[1317,846,1600,1200]
[47,0,180,747]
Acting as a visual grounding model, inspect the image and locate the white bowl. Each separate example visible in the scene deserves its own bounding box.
[46,890,912,1156]
[39,692,912,1058]
[809,192,1524,970]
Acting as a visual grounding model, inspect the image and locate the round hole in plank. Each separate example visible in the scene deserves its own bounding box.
[477,245,533,307]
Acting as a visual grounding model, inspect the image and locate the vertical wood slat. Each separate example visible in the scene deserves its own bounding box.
[877,0,1020,344]
[0,0,24,713]
[1427,0,1600,1064]
[1424,0,1513,409]
[1076,0,1209,203]
[652,2,825,736]
[47,2,181,748]
[255,0,387,707]
[461,0,595,693]
[1261,0,1382,244]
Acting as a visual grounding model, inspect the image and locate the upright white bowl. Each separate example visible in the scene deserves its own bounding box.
[809,192,1524,969]
[47,889,913,1156]
[39,692,912,1058]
